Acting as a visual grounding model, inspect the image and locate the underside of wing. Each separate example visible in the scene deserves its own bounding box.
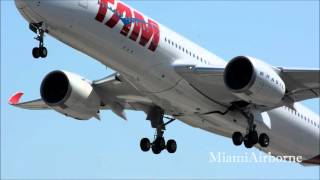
[93,73,154,118]
[279,68,320,102]
[9,72,154,120]
[174,64,238,106]
[174,57,319,112]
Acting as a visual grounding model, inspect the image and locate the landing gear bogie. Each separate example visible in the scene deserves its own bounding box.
[232,110,270,148]
[232,131,269,148]
[32,46,48,58]
[140,107,177,154]
[140,137,177,154]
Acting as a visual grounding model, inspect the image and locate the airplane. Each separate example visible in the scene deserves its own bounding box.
[10,0,319,164]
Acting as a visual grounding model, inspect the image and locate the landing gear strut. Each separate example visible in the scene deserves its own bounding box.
[232,113,269,148]
[30,23,48,58]
[140,107,177,154]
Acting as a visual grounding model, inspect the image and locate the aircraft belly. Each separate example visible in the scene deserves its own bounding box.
[177,115,234,138]
[264,108,320,159]
[146,78,228,115]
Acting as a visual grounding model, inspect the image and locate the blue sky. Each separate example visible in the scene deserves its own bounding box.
[1,0,319,179]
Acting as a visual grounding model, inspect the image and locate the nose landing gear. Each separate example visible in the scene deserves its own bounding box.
[30,23,48,58]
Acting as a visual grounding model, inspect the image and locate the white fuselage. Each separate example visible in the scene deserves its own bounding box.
[15,0,319,161]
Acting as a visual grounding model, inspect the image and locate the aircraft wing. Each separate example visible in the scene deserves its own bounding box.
[174,64,319,110]
[278,68,319,102]
[92,73,153,115]
[9,73,153,120]
[9,92,49,109]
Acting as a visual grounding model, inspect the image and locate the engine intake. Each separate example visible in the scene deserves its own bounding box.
[41,71,70,105]
[224,56,255,92]
[40,70,101,120]
[224,56,286,106]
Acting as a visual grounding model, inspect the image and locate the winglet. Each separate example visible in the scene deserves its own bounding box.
[8,92,24,105]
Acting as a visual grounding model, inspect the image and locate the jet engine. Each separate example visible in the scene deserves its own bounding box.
[224,56,286,106]
[40,70,101,120]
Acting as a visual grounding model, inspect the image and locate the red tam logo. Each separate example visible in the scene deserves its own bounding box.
[95,0,160,52]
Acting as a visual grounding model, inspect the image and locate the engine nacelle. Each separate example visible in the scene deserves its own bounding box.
[224,56,286,106]
[40,70,101,120]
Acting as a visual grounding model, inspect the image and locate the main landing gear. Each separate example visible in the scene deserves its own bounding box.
[232,114,270,148]
[140,129,177,154]
[30,23,48,59]
[140,107,177,154]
